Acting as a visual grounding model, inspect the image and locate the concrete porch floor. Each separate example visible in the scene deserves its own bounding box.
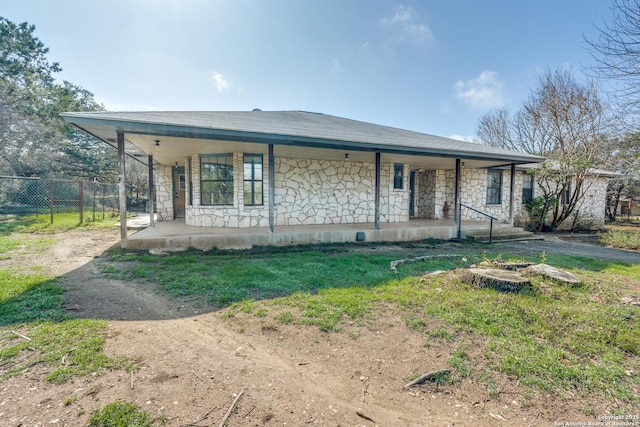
[125,218,512,250]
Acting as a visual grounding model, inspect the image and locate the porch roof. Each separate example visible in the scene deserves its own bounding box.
[62,110,545,167]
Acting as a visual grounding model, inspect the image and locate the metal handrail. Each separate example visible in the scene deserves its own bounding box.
[459,203,498,244]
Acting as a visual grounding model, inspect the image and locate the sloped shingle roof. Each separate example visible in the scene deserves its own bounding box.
[61,110,545,164]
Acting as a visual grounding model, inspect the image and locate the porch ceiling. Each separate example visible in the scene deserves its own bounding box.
[61,110,545,169]
[123,133,515,170]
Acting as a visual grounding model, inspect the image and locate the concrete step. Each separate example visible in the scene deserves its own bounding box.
[465,227,543,243]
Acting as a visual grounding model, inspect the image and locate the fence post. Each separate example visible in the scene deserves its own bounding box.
[49,179,54,224]
[35,179,39,219]
[78,181,84,224]
[92,181,96,222]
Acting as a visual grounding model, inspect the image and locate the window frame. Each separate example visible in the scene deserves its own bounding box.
[560,181,572,205]
[486,169,503,205]
[200,154,234,206]
[393,163,404,190]
[522,173,534,205]
[243,153,264,206]
[187,157,193,206]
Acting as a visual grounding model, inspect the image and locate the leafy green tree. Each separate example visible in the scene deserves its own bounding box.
[0,17,116,180]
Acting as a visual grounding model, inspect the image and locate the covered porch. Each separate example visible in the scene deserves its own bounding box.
[126,218,512,251]
[61,110,546,250]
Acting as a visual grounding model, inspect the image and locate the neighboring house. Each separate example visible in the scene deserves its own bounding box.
[60,110,605,248]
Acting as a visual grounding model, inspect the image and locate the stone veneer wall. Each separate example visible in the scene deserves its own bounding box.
[274,158,408,225]
[155,165,174,221]
[157,158,608,228]
[555,175,608,229]
[174,155,409,227]
[414,170,449,219]
[441,168,518,223]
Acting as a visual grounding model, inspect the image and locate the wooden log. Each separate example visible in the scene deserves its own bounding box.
[461,268,530,293]
[356,410,376,423]
[218,390,244,427]
[403,369,451,389]
[11,331,31,341]
[390,254,463,272]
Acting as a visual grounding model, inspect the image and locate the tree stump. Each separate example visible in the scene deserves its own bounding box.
[461,268,531,293]
[524,264,580,284]
[493,261,536,271]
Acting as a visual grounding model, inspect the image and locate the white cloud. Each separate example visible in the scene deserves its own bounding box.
[380,5,432,43]
[212,71,231,92]
[448,134,477,143]
[453,71,505,109]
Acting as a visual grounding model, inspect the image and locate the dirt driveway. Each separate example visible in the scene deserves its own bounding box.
[1,228,636,426]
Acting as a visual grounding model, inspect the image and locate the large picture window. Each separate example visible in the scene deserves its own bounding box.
[486,169,502,205]
[522,173,533,205]
[200,154,234,205]
[243,154,263,206]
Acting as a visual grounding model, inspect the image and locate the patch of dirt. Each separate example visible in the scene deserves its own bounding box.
[0,229,634,426]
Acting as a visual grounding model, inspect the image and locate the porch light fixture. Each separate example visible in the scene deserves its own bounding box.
[155,140,160,147]
[345,153,349,160]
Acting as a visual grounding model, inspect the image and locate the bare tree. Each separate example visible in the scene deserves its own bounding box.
[586,0,640,115]
[476,68,614,230]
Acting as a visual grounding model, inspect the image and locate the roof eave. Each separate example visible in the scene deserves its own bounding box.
[61,113,546,164]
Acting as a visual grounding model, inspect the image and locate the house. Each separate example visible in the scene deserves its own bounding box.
[62,110,560,249]
[506,163,614,231]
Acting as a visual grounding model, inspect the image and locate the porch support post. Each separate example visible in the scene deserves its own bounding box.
[117,132,127,248]
[374,152,381,230]
[148,155,155,227]
[509,162,516,225]
[268,144,275,234]
[454,158,462,239]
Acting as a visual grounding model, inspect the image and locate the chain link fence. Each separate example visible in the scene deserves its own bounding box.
[0,176,121,224]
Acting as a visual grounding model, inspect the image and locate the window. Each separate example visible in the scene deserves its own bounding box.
[393,163,404,189]
[243,154,263,206]
[522,173,533,205]
[560,182,572,205]
[200,154,233,205]
[486,169,502,205]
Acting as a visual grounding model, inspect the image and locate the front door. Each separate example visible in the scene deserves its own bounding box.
[409,170,416,217]
[172,166,185,219]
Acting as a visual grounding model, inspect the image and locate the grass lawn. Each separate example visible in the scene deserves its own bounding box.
[0,216,125,383]
[0,212,118,234]
[109,245,640,406]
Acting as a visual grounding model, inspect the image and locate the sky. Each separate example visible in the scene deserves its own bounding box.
[3,0,616,141]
